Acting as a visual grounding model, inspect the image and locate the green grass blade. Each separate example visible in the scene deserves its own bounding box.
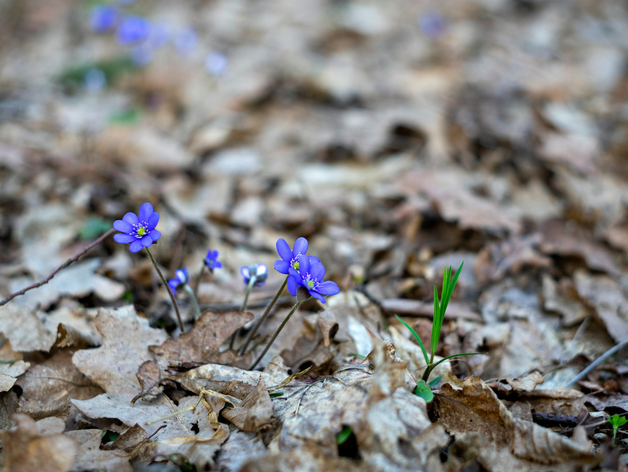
[441,262,463,318]
[431,284,440,356]
[395,315,430,366]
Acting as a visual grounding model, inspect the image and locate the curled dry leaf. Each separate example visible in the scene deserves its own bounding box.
[217,429,267,472]
[434,377,598,470]
[0,413,78,472]
[17,349,103,419]
[65,429,132,472]
[222,379,274,432]
[317,309,339,348]
[73,306,167,398]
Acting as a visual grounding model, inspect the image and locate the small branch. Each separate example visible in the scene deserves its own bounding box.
[0,229,115,307]
[566,337,628,388]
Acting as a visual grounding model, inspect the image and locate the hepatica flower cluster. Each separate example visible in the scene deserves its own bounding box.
[88,2,228,75]
[274,237,339,303]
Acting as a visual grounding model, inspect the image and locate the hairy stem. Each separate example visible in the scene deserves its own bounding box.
[238,276,288,356]
[193,264,206,298]
[250,300,301,370]
[145,247,185,332]
[183,283,201,320]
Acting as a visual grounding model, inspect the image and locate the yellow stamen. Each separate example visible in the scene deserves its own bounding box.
[137,227,146,236]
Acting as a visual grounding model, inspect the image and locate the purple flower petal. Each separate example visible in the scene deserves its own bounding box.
[317,281,339,296]
[139,202,153,223]
[274,260,289,274]
[287,275,299,296]
[140,235,153,247]
[241,266,250,279]
[308,256,320,264]
[299,255,311,275]
[114,233,135,244]
[310,261,325,281]
[129,240,143,252]
[276,239,292,262]
[150,230,161,242]
[310,291,326,303]
[293,237,308,256]
[213,260,222,269]
[113,220,132,233]
[122,212,139,225]
[147,212,159,230]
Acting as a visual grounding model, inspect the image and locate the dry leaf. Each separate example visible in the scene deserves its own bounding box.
[574,270,628,343]
[17,349,103,419]
[239,443,364,472]
[65,429,132,472]
[222,379,274,432]
[150,309,254,370]
[435,377,598,469]
[1,413,78,472]
[73,306,167,398]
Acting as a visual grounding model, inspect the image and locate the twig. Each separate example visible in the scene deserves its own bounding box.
[566,337,628,388]
[0,229,115,307]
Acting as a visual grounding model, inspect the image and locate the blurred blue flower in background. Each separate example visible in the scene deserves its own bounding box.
[205,52,228,76]
[418,9,446,39]
[91,5,119,33]
[117,16,151,45]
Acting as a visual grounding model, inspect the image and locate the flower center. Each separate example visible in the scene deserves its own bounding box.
[134,224,147,238]
[290,253,302,270]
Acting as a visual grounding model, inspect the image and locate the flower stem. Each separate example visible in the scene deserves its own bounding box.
[183,283,202,320]
[145,247,185,332]
[238,276,288,356]
[193,264,206,298]
[228,276,257,350]
[250,300,301,370]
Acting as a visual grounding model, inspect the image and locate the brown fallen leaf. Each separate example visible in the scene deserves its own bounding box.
[0,358,29,393]
[217,429,266,472]
[541,275,589,327]
[474,234,551,283]
[222,379,274,432]
[150,309,254,371]
[317,309,339,348]
[17,349,103,420]
[73,306,167,398]
[239,443,364,472]
[65,429,132,472]
[435,377,598,469]
[539,219,619,276]
[574,270,628,343]
[1,413,78,472]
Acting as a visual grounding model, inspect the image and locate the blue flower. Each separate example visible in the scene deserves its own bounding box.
[204,249,222,271]
[117,16,150,45]
[288,256,339,304]
[113,202,161,253]
[241,264,268,287]
[90,5,118,33]
[205,52,228,76]
[274,237,318,275]
[168,267,189,296]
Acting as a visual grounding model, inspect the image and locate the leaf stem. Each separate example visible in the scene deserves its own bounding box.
[238,276,288,356]
[250,300,301,370]
[145,247,185,332]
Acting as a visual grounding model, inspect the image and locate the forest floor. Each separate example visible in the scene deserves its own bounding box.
[1,0,628,471]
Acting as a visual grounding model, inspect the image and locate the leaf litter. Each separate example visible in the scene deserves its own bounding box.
[3,0,628,470]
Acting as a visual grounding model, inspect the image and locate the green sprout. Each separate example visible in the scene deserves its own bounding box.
[395,262,485,399]
[337,426,352,445]
[609,414,627,446]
